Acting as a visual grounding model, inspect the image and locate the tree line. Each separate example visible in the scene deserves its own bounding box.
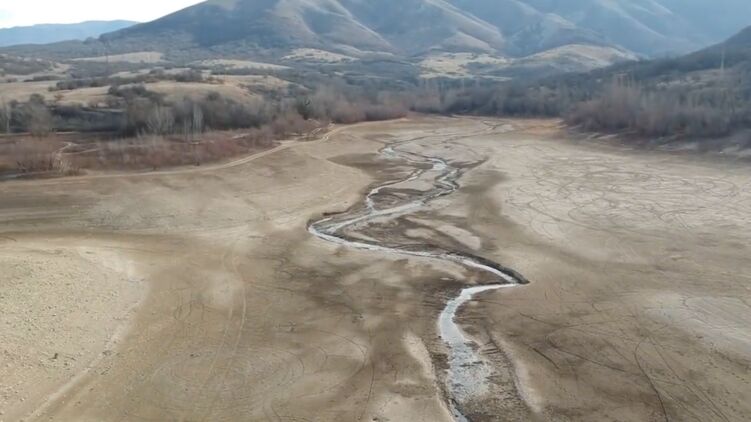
[0,79,411,139]
[3,56,749,143]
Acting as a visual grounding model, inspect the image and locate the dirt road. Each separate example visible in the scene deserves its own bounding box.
[1,117,749,421]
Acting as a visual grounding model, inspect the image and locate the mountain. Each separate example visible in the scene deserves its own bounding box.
[1,0,749,79]
[0,21,138,47]
[427,25,751,151]
[98,0,749,58]
[530,24,751,144]
[102,0,507,56]
[725,26,751,48]
[481,0,751,56]
[594,23,751,84]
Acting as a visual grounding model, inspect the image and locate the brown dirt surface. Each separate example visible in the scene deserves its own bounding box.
[0,116,749,421]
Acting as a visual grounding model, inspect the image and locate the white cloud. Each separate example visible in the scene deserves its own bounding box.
[0,0,205,28]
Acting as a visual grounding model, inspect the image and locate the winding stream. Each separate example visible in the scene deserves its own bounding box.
[308,132,528,421]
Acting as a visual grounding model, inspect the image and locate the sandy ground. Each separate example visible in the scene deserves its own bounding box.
[0,117,749,421]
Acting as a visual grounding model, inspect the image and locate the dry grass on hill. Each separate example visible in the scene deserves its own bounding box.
[73,51,164,64]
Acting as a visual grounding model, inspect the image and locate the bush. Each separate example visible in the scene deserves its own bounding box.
[22,95,53,137]
[565,80,746,138]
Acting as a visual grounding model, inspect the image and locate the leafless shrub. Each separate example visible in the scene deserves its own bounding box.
[1,136,76,176]
[566,80,741,138]
[22,95,54,137]
[146,105,175,135]
[1,79,418,175]
[0,98,10,134]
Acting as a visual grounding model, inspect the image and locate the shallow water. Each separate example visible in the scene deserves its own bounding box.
[309,134,525,421]
[439,285,515,407]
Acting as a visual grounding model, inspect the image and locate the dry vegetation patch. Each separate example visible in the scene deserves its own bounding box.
[0,135,78,178]
[517,44,637,71]
[55,86,111,106]
[282,48,356,63]
[194,59,288,70]
[419,52,509,78]
[73,52,165,64]
[67,130,282,171]
[143,81,258,103]
[0,80,58,102]
[217,74,292,91]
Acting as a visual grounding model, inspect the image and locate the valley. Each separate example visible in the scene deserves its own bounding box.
[1,117,749,421]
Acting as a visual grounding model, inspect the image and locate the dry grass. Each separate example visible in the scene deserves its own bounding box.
[195,59,288,70]
[0,116,319,177]
[0,74,273,107]
[73,52,165,64]
[56,86,111,106]
[517,44,637,71]
[0,80,58,102]
[0,81,110,105]
[217,74,292,93]
[282,48,356,63]
[0,131,274,176]
[0,135,80,177]
[144,81,259,103]
[419,52,509,79]
[68,130,280,171]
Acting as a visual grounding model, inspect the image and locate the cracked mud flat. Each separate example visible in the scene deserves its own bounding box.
[1,117,750,421]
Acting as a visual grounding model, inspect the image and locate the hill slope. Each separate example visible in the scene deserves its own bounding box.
[429,24,751,148]
[1,0,748,80]
[0,21,137,47]
[103,0,507,56]
[100,0,750,57]
[553,24,751,143]
[586,23,751,85]
[481,0,751,56]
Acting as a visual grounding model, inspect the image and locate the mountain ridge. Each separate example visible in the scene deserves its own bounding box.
[0,20,138,47]
[98,0,750,58]
[0,0,748,80]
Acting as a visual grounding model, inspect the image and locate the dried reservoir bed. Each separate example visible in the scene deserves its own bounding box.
[1,117,750,421]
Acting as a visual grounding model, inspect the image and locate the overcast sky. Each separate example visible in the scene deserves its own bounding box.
[0,0,205,28]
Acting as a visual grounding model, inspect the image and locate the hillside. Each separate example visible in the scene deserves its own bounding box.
[101,0,750,58]
[0,21,137,47]
[479,0,751,56]
[426,23,751,152]
[725,25,751,48]
[102,0,508,56]
[0,0,746,84]
[580,23,751,87]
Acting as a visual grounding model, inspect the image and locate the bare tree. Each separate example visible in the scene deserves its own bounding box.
[181,103,204,143]
[182,119,191,142]
[192,104,204,139]
[189,104,205,166]
[24,102,53,137]
[0,98,10,134]
[146,105,174,135]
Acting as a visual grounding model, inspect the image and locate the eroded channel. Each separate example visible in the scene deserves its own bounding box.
[308,132,528,421]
